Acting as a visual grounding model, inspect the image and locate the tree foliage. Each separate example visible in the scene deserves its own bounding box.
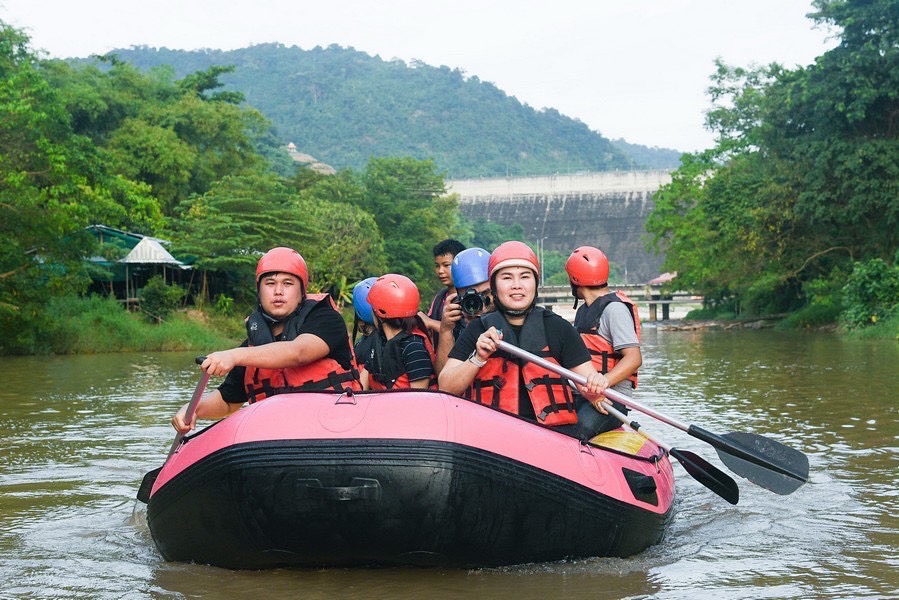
[353,157,462,297]
[1,21,469,352]
[646,0,898,322]
[0,23,121,349]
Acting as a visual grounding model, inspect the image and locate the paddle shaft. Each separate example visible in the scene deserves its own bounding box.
[495,340,677,422]
[167,359,210,456]
[495,339,808,484]
[599,400,668,451]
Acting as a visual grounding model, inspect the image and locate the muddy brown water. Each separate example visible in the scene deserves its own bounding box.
[0,327,896,599]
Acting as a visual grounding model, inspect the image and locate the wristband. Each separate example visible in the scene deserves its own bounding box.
[468,351,487,368]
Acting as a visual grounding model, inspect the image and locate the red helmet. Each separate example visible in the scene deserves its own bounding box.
[368,274,421,319]
[565,246,609,287]
[255,247,308,289]
[488,241,540,280]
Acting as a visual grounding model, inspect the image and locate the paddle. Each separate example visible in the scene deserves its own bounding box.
[136,357,208,503]
[495,339,809,495]
[595,399,739,504]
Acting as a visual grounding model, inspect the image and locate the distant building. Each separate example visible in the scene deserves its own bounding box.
[85,224,189,305]
[285,142,337,175]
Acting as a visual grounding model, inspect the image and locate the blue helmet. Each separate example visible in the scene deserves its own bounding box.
[451,247,490,289]
[352,277,378,324]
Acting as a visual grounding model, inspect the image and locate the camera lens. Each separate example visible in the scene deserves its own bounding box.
[459,289,485,315]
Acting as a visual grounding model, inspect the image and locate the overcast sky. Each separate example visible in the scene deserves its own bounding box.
[1,0,837,153]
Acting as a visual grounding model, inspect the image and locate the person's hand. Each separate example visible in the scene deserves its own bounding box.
[417,310,440,332]
[440,294,462,333]
[577,371,610,410]
[171,403,195,433]
[201,351,237,377]
[474,326,503,362]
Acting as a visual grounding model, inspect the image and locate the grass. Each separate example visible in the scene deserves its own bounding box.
[37,296,242,355]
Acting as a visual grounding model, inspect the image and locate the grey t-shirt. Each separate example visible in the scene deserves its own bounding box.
[594,300,640,396]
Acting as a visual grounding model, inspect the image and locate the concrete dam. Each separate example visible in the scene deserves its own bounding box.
[447,170,673,284]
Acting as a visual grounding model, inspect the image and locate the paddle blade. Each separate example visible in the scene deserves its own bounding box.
[670,448,739,505]
[687,425,808,483]
[715,432,809,495]
[136,466,161,504]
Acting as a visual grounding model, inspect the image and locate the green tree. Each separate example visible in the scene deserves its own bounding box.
[0,22,125,351]
[355,157,462,296]
[47,57,274,215]
[647,0,898,319]
[168,172,382,305]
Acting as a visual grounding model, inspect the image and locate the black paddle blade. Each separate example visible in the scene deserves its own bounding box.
[136,466,161,504]
[715,432,809,495]
[670,448,739,505]
[687,425,808,483]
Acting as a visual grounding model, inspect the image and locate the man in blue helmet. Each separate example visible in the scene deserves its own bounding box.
[433,247,494,373]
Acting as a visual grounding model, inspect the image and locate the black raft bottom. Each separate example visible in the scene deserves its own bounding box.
[147,439,671,569]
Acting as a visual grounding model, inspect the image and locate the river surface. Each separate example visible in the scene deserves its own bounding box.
[0,327,896,599]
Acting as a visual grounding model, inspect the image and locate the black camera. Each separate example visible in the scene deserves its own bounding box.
[458,288,491,316]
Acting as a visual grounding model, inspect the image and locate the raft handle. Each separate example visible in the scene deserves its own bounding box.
[303,477,382,502]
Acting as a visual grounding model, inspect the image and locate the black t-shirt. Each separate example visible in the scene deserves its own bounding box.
[447,310,591,419]
[218,299,354,403]
[448,310,591,367]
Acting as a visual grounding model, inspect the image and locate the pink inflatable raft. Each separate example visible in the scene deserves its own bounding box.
[143,389,675,569]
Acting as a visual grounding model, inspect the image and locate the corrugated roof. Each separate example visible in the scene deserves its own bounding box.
[120,238,183,265]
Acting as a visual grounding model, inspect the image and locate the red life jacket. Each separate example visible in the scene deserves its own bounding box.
[367,317,438,390]
[467,308,577,426]
[243,293,361,402]
[573,291,641,389]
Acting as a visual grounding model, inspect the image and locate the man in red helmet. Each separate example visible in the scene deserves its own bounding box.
[172,247,361,433]
[565,245,643,438]
[438,241,608,436]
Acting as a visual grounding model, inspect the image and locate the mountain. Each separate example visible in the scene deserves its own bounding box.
[610,138,683,171]
[100,43,681,177]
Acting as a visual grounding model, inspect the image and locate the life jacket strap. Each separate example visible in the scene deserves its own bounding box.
[532,375,575,422]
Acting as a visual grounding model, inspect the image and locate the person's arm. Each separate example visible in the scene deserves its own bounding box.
[438,326,501,395]
[605,346,642,388]
[359,367,371,390]
[418,310,441,333]
[599,302,642,388]
[434,294,461,374]
[171,388,242,433]
[409,377,431,389]
[200,333,331,377]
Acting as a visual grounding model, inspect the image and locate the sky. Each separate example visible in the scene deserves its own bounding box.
[0,0,838,153]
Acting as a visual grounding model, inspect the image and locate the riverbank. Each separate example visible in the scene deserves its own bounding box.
[3,295,894,356]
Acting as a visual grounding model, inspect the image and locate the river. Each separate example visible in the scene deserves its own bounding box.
[0,327,896,599]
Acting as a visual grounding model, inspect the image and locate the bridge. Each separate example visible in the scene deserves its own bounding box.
[537,284,701,322]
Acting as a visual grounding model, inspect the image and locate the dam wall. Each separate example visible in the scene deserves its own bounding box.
[447,171,672,284]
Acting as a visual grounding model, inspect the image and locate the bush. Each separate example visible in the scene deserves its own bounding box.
[214,293,235,316]
[140,275,185,322]
[776,302,843,330]
[840,259,899,329]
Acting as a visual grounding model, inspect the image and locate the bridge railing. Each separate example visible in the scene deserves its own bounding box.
[538,284,702,321]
